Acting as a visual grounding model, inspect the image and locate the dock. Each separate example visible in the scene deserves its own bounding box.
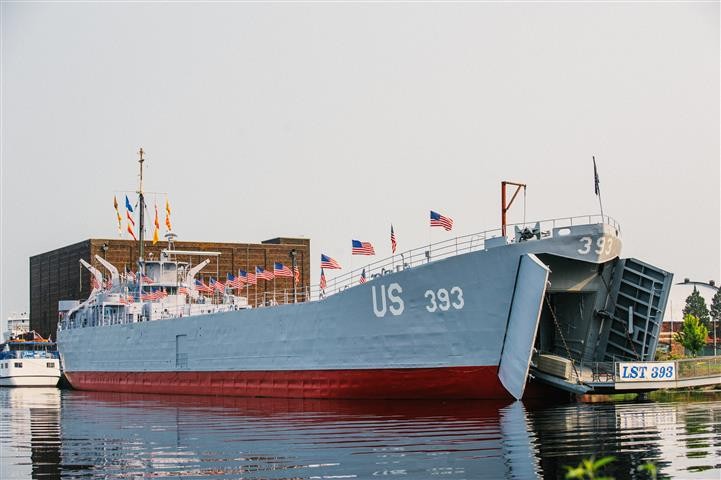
[531,355,721,395]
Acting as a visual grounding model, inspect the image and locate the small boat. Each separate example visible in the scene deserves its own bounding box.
[0,331,61,387]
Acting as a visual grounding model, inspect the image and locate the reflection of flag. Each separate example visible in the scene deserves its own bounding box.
[293,266,300,285]
[391,225,397,253]
[593,156,600,195]
[320,254,341,269]
[178,286,189,295]
[152,204,160,245]
[90,275,100,290]
[256,266,274,281]
[274,262,293,278]
[104,278,113,289]
[141,274,154,285]
[430,210,453,231]
[319,268,327,290]
[352,240,375,255]
[359,268,367,284]
[165,198,172,231]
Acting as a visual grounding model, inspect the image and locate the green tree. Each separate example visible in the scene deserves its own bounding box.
[674,314,708,357]
[709,288,721,338]
[683,287,710,327]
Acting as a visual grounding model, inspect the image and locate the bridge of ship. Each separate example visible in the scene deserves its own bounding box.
[531,356,721,395]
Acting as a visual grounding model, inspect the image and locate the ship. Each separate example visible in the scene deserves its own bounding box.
[57,154,673,400]
[1,327,61,388]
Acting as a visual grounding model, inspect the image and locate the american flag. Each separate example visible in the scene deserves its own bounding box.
[142,290,166,301]
[195,278,213,293]
[90,276,100,290]
[141,274,155,285]
[211,278,226,292]
[238,269,253,286]
[104,278,113,289]
[359,268,367,284]
[255,266,274,281]
[391,225,397,253]
[352,240,375,255]
[320,254,341,269]
[319,268,327,290]
[274,262,293,278]
[293,266,300,285]
[228,273,245,289]
[178,286,189,295]
[245,270,257,285]
[430,210,453,231]
[125,268,136,282]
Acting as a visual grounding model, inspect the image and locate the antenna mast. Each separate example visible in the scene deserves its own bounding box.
[138,148,146,261]
[501,180,527,237]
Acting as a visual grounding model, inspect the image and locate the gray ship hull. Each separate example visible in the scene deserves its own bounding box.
[58,222,671,399]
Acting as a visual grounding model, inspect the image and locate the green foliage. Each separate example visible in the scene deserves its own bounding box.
[674,314,709,357]
[564,455,615,480]
[710,289,721,336]
[683,287,710,327]
[655,349,682,361]
[638,462,658,480]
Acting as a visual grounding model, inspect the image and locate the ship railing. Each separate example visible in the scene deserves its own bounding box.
[573,361,617,384]
[318,214,620,300]
[217,214,620,306]
[674,356,721,379]
[570,357,721,385]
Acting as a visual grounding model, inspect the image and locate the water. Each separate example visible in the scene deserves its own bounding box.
[1,389,720,479]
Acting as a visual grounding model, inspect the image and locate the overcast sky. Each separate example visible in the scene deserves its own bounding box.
[1,2,719,327]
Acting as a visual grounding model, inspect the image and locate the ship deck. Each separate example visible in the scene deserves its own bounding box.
[531,355,721,395]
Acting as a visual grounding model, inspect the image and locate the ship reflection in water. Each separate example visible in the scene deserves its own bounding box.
[1,389,720,479]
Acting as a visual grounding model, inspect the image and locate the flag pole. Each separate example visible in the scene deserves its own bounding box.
[593,156,605,221]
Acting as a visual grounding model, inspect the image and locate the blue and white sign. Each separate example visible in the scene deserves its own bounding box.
[617,362,676,382]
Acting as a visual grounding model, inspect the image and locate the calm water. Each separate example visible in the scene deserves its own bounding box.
[1,389,720,479]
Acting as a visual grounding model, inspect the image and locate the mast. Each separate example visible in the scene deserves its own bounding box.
[138,148,146,261]
[501,181,526,237]
[136,148,146,311]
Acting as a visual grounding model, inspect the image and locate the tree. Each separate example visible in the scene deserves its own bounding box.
[683,287,710,327]
[710,288,721,337]
[674,314,708,357]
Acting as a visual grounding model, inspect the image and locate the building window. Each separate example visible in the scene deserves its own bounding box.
[47,362,55,368]
[14,362,22,368]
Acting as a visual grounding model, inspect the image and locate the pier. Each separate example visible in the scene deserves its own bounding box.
[531,355,721,395]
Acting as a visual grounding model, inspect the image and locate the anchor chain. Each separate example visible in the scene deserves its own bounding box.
[544,294,582,383]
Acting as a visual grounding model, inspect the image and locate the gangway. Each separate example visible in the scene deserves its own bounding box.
[530,355,721,395]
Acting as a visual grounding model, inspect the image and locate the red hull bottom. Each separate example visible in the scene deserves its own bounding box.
[65,366,514,400]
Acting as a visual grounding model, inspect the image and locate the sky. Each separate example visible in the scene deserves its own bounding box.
[1,2,719,327]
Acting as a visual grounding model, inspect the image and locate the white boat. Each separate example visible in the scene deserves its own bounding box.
[0,331,61,387]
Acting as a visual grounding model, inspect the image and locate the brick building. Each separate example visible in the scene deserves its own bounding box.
[30,237,310,337]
